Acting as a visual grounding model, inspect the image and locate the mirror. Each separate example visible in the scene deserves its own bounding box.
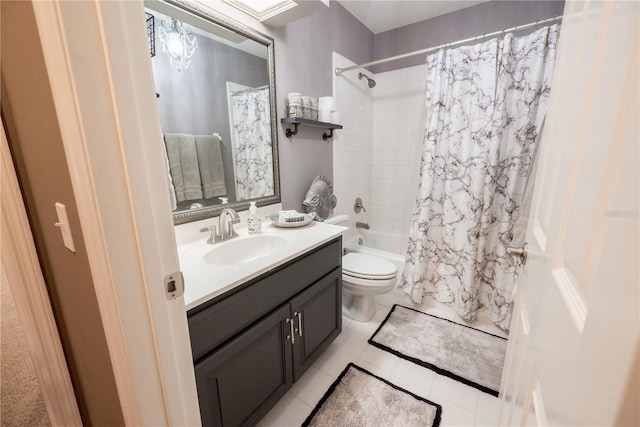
[145,0,280,225]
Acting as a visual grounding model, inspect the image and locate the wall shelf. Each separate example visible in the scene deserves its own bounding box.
[281,117,343,141]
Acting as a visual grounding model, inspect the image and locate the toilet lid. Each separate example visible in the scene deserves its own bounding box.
[343,253,397,280]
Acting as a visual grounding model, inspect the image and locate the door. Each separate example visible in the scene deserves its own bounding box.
[195,304,293,427]
[29,1,199,424]
[1,119,82,426]
[290,268,342,381]
[501,1,639,426]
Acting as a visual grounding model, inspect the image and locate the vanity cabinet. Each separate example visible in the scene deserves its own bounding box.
[188,238,342,426]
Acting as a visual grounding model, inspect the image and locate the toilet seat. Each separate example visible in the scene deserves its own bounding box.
[342,253,397,281]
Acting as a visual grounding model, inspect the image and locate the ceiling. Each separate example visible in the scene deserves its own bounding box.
[336,0,489,34]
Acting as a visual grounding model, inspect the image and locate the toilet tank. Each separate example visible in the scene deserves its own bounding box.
[324,214,357,242]
[324,214,350,226]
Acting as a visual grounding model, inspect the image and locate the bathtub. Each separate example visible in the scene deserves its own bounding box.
[344,229,406,281]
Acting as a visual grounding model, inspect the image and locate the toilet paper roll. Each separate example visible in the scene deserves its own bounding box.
[318,96,336,111]
[330,111,340,124]
[318,109,332,123]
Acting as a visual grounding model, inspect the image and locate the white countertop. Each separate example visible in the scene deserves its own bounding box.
[178,220,347,311]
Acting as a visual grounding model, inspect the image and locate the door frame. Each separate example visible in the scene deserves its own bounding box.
[29,0,199,424]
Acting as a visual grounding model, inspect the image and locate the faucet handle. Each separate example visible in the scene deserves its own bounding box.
[200,225,218,244]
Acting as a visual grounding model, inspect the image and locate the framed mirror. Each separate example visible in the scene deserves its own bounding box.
[145,0,280,225]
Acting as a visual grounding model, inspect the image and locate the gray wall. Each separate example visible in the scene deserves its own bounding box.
[373,1,565,73]
[151,12,269,204]
[272,1,374,211]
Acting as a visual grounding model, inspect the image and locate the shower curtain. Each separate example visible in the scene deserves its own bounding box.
[230,86,274,199]
[399,25,559,331]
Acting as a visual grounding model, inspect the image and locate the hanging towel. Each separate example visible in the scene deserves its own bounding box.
[195,134,227,198]
[162,137,178,210]
[164,133,203,202]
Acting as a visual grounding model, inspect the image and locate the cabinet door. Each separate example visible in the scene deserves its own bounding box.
[195,305,292,427]
[290,267,342,381]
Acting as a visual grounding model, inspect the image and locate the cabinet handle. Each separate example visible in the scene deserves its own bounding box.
[296,312,303,337]
[286,318,295,344]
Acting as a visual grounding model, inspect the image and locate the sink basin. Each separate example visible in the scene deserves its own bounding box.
[202,235,289,266]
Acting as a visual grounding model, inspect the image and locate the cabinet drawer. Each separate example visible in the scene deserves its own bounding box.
[188,238,341,361]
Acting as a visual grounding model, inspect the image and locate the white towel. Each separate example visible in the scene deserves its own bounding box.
[195,134,227,199]
[164,133,203,202]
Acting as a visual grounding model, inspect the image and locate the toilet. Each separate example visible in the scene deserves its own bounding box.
[325,215,398,322]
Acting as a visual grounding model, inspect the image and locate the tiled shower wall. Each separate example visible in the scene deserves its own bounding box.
[370,65,426,252]
[331,52,373,228]
[333,54,426,253]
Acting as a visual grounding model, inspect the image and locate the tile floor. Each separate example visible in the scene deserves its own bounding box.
[258,290,509,427]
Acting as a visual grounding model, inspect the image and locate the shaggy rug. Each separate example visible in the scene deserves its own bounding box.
[1,266,50,426]
[303,363,441,427]
[369,304,508,396]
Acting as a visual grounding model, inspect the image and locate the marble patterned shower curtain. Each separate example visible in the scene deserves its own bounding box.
[230,86,274,199]
[399,25,559,331]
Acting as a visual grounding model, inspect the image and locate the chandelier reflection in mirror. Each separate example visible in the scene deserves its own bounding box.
[159,18,197,71]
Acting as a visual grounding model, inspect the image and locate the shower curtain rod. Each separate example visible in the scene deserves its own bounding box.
[334,15,562,76]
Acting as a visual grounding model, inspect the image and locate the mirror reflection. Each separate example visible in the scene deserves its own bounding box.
[145,1,279,222]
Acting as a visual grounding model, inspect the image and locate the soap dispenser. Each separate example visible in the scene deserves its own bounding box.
[247,201,262,234]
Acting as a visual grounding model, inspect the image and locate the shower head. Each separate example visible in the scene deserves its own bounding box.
[358,72,376,88]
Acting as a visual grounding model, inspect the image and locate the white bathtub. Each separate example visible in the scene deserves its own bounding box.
[344,229,406,281]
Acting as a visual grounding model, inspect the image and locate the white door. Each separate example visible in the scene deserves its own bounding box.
[501,1,639,426]
[30,1,200,424]
[1,122,83,426]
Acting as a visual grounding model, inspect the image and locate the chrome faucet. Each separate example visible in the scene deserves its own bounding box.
[199,208,241,244]
[356,221,370,230]
[219,208,240,240]
[354,197,367,213]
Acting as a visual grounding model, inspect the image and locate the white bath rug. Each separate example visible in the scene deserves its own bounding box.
[302,363,442,427]
[369,304,508,396]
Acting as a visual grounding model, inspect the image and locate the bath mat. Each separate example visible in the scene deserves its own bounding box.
[302,363,442,427]
[369,304,507,396]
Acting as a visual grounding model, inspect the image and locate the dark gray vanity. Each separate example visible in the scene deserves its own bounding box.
[187,237,342,426]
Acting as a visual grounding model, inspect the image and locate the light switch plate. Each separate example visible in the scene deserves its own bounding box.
[54,202,76,253]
